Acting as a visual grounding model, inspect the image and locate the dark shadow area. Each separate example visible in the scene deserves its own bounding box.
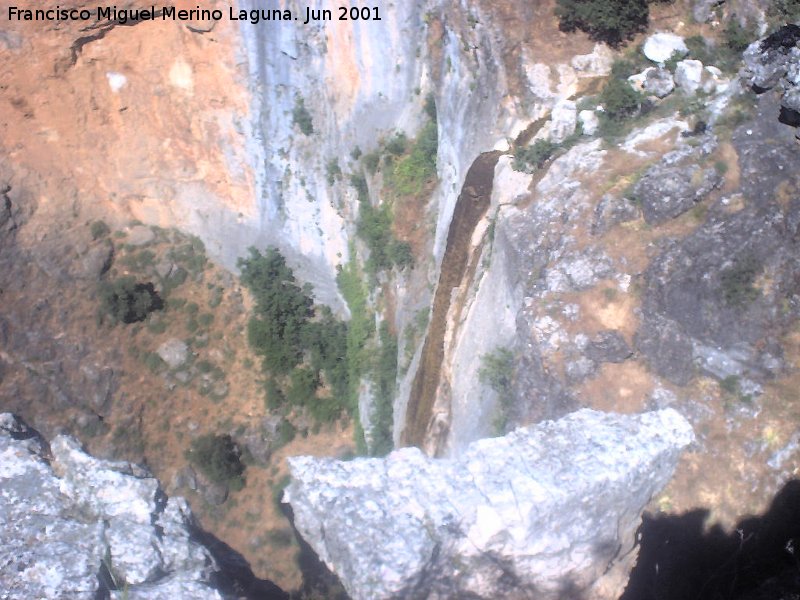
[191,525,289,600]
[621,480,800,600]
[281,503,351,600]
[779,106,800,128]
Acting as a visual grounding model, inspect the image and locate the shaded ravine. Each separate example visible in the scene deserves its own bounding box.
[401,150,502,450]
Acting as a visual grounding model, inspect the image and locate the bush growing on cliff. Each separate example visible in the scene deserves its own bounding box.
[513,138,558,173]
[770,0,800,21]
[292,96,314,135]
[370,322,398,456]
[187,433,245,489]
[238,247,313,375]
[388,118,438,196]
[99,277,163,324]
[479,347,516,434]
[600,77,642,122]
[90,220,110,240]
[555,0,650,47]
[720,254,761,308]
[351,175,415,274]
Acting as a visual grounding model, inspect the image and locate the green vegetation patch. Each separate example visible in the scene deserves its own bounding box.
[292,95,314,135]
[555,0,650,47]
[187,433,246,489]
[720,254,761,308]
[98,277,163,325]
[238,248,313,375]
[479,347,516,435]
[386,120,438,196]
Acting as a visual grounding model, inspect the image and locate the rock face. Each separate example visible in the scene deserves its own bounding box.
[0,414,222,599]
[636,95,800,386]
[286,409,694,600]
[630,141,722,224]
[743,25,800,134]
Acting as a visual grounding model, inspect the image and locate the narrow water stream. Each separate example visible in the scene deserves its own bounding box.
[401,150,502,449]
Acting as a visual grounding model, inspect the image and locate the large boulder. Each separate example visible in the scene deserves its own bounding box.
[643,33,688,64]
[0,414,222,599]
[286,409,694,600]
[674,59,705,94]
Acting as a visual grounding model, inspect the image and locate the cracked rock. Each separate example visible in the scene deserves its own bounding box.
[286,409,694,600]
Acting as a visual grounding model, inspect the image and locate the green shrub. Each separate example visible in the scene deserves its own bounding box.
[770,0,800,20]
[479,347,516,434]
[287,367,320,407]
[363,151,381,174]
[99,277,163,324]
[147,317,168,334]
[724,17,756,53]
[238,248,314,375]
[720,375,740,395]
[265,378,286,411]
[555,0,650,47]
[388,120,438,196]
[90,220,110,240]
[187,434,245,488]
[424,92,437,120]
[512,138,558,173]
[326,158,342,186]
[386,132,408,156]
[143,351,166,374]
[292,96,314,135]
[720,254,761,307]
[353,178,413,273]
[599,76,642,122]
[685,35,716,65]
[370,322,397,456]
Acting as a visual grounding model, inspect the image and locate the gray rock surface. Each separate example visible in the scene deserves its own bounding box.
[637,95,800,385]
[644,67,676,98]
[693,0,725,23]
[0,413,222,599]
[674,59,705,94]
[743,25,800,125]
[631,145,722,225]
[125,225,156,246]
[157,338,190,369]
[586,330,633,364]
[591,194,640,235]
[643,33,688,64]
[286,408,694,600]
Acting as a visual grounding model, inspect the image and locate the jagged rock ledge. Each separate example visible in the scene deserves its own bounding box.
[0,413,222,599]
[286,408,694,600]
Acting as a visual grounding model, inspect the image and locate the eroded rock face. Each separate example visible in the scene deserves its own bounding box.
[630,140,722,225]
[286,409,694,600]
[636,95,800,386]
[743,25,800,132]
[0,414,222,599]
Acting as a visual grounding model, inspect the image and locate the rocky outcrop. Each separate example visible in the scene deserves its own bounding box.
[0,413,222,599]
[636,94,800,386]
[286,408,694,600]
[630,140,722,225]
[743,25,800,133]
